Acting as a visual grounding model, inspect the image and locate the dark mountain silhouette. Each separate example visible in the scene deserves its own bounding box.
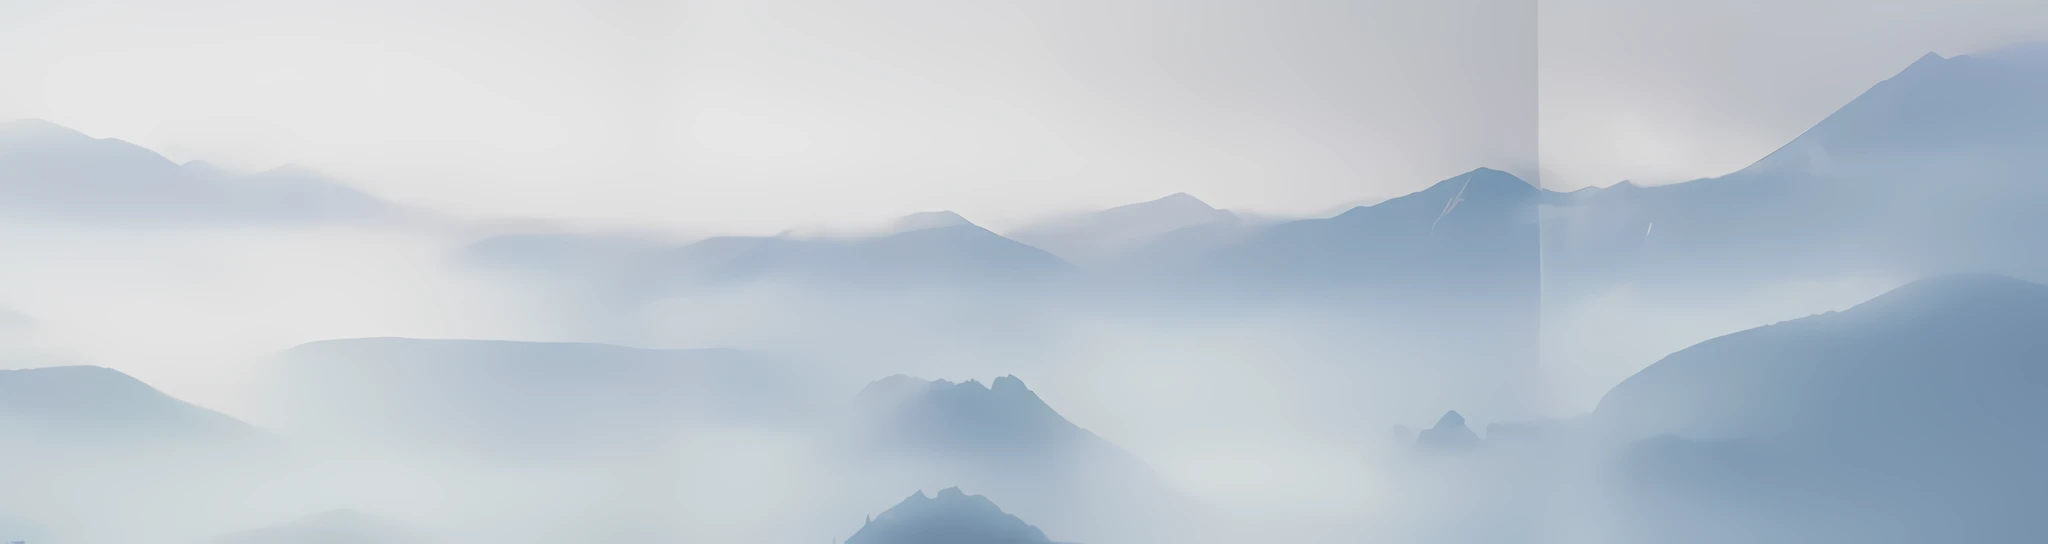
[1415,410,1480,451]
[847,374,1155,472]
[1541,47,2048,293]
[843,375,1173,544]
[1007,192,1240,266]
[1594,274,2048,542]
[253,338,809,457]
[0,119,400,225]
[211,510,431,544]
[844,487,1061,544]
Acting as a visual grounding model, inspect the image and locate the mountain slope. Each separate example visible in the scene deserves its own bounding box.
[0,119,398,224]
[1593,275,2048,542]
[845,487,1060,544]
[471,214,1074,297]
[1192,167,1539,299]
[841,375,1174,544]
[1597,274,2048,441]
[1541,47,2048,293]
[0,366,290,544]
[1007,193,1239,266]
[849,375,1137,463]
[0,365,270,452]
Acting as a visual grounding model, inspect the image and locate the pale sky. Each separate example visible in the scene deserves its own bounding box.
[1,0,1533,233]
[3,0,2043,231]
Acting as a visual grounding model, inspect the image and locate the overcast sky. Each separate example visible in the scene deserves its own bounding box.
[3,0,2044,231]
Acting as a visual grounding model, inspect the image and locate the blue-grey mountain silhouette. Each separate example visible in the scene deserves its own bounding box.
[1595,274,2048,542]
[0,119,399,225]
[0,366,289,544]
[1415,410,1480,451]
[468,211,1073,296]
[844,487,1064,544]
[1007,192,1240,266]
[1542,46,2048,294]
[0,365,270,451]
[844,375,1173,544]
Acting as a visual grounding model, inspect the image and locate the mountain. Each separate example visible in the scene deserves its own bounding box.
[1191,167,1540,300]
[1596,274,2048,440]
[1593,274,2048,541]
[251,338,809,457]
[0,366,290,544]
[842,375,1172,543]
[1541,46,2048,294]
[887,210,977,234]
[0,119,400,225]
[1415,410,1480,451]
[848,375,1144,467]
[0,365,271,452]
[212,510,431,544]
[845,487,1062,544]
[1007,193,1239,266]
[469,213,1074,297]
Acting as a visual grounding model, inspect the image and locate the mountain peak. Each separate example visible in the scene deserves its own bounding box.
[1434,410,1467,429]
[1416,409,1480,450]
[889,211,976,233]
[849,486,1054,544]
[1147,192,1215,211]
[990,374,1029,394]
[0,118,92,142]
[1907,50,1946,70]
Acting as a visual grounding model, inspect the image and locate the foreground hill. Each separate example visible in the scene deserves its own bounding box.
[1594,274,2048,542]
[0,366,294,544]
[842,375,1178,544]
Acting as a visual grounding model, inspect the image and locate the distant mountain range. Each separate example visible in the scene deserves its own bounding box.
[10,47,2044,302]
[1006,192,1242,266]
[467,214,1074,296]
[845,487,1064,544]
[0,119,406,225]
